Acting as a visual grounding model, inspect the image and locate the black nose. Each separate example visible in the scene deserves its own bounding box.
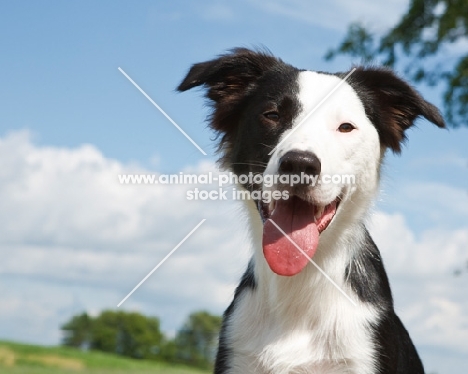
[279,150,321,178]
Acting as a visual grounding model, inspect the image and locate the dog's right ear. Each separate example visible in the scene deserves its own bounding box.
[177,48,279,102]
[177,48,280,138]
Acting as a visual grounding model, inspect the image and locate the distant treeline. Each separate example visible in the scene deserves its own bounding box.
[61,310,221,369]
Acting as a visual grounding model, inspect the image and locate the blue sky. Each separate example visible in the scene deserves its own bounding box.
[1,1,467,373]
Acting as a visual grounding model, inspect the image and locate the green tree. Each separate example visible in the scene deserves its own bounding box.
[61,310,163,360]
[158,338,178,362]
[61,312,93,349]
[326,0,468,127]
[175,311,222,369]
[91,310,163,359]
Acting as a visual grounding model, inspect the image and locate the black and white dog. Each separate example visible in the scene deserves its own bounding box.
[178,48,445,374]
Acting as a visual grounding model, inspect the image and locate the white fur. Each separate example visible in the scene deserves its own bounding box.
[225,72,384,374]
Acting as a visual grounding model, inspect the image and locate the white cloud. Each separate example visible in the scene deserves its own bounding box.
[244,0,408,32]
[369,211,468,276]
[0,130,467,371]
[0,130,249,343]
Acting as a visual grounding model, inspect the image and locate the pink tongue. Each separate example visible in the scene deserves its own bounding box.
[263,197,319,276]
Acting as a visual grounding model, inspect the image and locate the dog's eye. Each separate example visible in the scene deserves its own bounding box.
[338,123,355,133]
[263,111,280,121]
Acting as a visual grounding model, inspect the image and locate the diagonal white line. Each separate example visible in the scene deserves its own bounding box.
[117,219,206,307]
[268,68,356,156]
[118,67,207,156]
[267,219,357,306]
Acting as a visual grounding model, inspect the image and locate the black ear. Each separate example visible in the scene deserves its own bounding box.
[347,67,446,153]
[177,48,282,137]
[177,48,280,102]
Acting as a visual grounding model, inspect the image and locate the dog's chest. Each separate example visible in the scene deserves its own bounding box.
[224,275,379,374]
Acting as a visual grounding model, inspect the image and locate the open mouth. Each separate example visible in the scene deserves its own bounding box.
[258,195,340,276]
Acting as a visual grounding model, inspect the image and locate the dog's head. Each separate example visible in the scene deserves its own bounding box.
[178,48,445,276]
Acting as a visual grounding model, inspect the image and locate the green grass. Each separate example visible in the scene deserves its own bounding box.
[0,340,209,374]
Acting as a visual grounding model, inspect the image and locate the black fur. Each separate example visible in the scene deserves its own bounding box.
[373,314,424,373]
[214,261,256,373]
[345,227,393,307]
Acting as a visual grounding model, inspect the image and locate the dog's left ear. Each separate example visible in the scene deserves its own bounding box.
[347,67,446,153]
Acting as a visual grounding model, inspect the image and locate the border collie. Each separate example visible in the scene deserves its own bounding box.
[178,48,445,374]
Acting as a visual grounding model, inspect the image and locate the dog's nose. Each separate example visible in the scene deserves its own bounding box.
[279,150,321,178]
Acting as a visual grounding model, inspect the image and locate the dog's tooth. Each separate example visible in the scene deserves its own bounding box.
[315,206,324,220]
[269,199,277,214]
